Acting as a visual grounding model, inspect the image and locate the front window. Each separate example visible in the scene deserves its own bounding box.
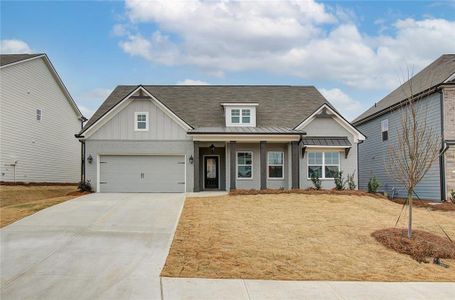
[231,109,240,124]
[268,151,284,179]
[241,109,251,124]
[135,112,149,131]
[381,119,389,141]
[237,151,253,179]
[308,152,340,179]
[230,108,252,125]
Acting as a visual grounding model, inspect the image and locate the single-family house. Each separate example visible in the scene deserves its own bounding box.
[77,85,365,193]
[0,54,85,183]
[353,54,455,201]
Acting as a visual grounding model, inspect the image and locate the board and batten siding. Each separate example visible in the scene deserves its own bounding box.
[84,98,193,192]
[299,117,358,189]
[89,99,190,140]
[357,93,441,200]
[0,58,81,183]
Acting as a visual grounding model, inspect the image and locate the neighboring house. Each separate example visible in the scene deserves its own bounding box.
[77,85,365,193]
[353,54,455,201]
[0,54,84,183]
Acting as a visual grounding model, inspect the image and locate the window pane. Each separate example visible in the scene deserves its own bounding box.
[269,166,283,178]
[325,166,339,178]
[238,166,252,178]
[232,116,240,123]
[137,114,146,121]
[308,166,322,178]
[242,116,251,123]
[232,109,240,116]
[325,152,339,165]
[242,109,250,116]
[137,121,146,129]
[238,152,252,165]
[308,152,322,165]
[268,152,283,164]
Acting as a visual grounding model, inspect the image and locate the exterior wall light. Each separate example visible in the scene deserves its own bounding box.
[209,144,216,153]
[189,155,194,164]
[87,155,93,164]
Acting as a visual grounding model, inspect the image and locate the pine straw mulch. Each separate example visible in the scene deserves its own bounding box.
[161,193,455,281]
[391,198,455,212]
[372,228,455,263]
[230,188,385,198]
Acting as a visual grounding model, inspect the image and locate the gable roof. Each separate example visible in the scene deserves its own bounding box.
[0,53,83,119]
[81,85,331,134]
[0,54,44,67]
[353,54,455,125]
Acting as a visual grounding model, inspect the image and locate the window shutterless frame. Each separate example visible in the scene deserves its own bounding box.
[134,112,149,131]
[307,151,340,179]
[236,151,253,179]
[267,151,284,179]
[381,119,389,141]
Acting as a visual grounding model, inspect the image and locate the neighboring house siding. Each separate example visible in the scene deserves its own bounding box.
[299,117,358,189]
[84,140,194,192]
[443,87,455,140]
[0,58,80,183]
[357,93,441,200]
[89,99,190,140]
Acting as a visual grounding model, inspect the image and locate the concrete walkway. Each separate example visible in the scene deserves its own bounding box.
[162,277,455,300]
[1,193,185,300]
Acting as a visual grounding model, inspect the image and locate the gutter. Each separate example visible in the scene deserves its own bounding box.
[187,131,307,135]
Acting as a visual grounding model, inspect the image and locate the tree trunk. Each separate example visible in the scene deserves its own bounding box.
[407,190,413,239]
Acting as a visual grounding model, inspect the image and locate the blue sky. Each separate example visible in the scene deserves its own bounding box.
[1,0,455,120]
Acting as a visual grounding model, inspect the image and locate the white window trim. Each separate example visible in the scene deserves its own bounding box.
[267,151,284,180]
[236,151,253,180]
[307,151,340,180]
[381,119,389,141]
[134,112,149,131]
[231,108,252,125]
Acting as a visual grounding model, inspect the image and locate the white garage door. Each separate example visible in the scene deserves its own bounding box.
[99,155,185,193]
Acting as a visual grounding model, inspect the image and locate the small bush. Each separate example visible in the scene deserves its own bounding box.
[310,174,321,190]
[450,190,455,202]
[368,176,380,193]
[347,171,356,190]
[334,171,346,190]
[78,180,92,192]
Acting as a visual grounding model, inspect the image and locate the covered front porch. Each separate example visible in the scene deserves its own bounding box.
[192,132,301,192]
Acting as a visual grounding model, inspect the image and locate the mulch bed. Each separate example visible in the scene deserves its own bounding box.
[230,188,385,198]
[0,181,77,186]
[391,198,455,212]
[372,228,455,263]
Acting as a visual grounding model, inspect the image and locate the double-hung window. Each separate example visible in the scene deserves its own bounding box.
[230,109,251,125]
[237,151,253,179]
[268,151,284,179]
[135,112,149,131]
[381,119,388,141]
[308,152,340,179]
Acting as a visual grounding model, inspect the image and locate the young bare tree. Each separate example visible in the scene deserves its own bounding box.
[386,71,441,239]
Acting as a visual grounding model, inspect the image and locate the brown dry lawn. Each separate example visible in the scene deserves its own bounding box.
[161,193,455,281]
[0,185,80,227]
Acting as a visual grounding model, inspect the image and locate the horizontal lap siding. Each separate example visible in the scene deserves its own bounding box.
[357,93,441,201]
[0,58,80,183]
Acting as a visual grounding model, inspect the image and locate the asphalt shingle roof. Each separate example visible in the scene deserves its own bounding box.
[188,127,306,134]
[0,54,43,67]
[82,85,330,134]
[353,54,455,125]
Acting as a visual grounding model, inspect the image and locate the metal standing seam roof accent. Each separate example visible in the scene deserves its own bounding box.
[81,85,331,134]
[302,136,352,147]
[188,127,306,134]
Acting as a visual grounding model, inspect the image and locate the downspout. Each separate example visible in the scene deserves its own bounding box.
[439,90,446,201]
[357,140,364,190]
[77,116,88,184]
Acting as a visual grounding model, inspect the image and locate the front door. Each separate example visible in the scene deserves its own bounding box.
[204,156,219,189]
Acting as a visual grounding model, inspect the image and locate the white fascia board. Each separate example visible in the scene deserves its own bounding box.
[294,104,366,142]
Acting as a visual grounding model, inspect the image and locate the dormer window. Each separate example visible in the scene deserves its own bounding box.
[222,103,257,127]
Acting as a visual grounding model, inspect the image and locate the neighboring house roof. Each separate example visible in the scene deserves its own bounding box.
[81,85,331,134]
[302,136,351,147]
[0,53,84,119]
[188,127,306,135]
[0,54,43,67]
[353,54,455,125]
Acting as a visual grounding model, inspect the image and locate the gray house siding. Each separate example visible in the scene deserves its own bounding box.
[357,93,441,200]
[0,57,81,183]
[300,117,359,189]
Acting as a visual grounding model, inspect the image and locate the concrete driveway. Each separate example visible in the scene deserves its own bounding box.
[1,193,184,300]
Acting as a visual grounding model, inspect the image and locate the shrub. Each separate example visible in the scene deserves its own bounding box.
[368,176,380,193]
[450,190,455,202]
[347,171,356,190]
[78,180,92,192]
[334,171,346,190]
[310,174,321,190]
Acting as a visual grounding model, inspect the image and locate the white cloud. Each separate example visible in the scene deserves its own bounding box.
[118,0,455,90]
[77,88,112,118]
[177,79,209,85]
[0,39,32,54]
[320,88,365,121]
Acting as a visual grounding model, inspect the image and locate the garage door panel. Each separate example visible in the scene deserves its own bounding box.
[99,155,185,193]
